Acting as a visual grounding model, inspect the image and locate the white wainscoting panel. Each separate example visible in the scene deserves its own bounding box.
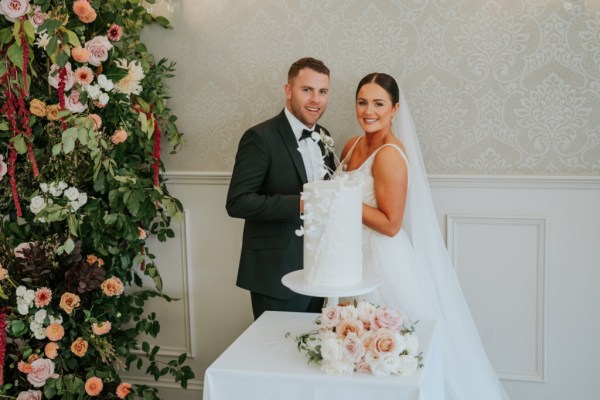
[447,215,546,382]
[132,172,600,400]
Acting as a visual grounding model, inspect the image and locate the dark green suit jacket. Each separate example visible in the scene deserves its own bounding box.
[226,110,336,300]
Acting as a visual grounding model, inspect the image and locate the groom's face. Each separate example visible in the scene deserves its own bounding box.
[285,68,329,128]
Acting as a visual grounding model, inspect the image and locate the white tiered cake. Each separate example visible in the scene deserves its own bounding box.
[300,178,363,287]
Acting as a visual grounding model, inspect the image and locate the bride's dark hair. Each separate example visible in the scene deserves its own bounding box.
[356,73,400,105]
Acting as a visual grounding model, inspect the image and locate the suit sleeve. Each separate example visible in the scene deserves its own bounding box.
[226,129,300,222]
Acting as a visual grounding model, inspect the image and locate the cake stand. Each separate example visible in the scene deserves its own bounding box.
[281,270,383,307]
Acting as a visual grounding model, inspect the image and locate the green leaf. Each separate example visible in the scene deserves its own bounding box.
[12,135,28,154]
[55,50,69,67]
[9,320,27,337]
[7,42,24,70]
[63,237,75,254]
[46,35,59,57]
[154,16,172,28]
[0,27,13,44]
[62,29,81,47]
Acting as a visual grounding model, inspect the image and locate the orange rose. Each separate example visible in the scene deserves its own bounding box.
[116,382,132,399]
[46,104,62,121]
[29,99,47,117]
[70,337,89,357]
[59,292,81,314]
[85,376,103,396]
[45,342,59,359]
[87,254,104,267]
[46,323,65,341]
[72,47,90,63]
[110,129,128,145]
[101,277,124,297]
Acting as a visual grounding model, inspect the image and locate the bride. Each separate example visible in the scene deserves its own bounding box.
[334,73,509,400]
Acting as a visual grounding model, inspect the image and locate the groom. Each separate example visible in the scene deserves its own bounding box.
[226,57,336,320]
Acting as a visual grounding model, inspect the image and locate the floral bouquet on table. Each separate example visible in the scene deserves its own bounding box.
[0,0,193,399]
[291,301,423,376]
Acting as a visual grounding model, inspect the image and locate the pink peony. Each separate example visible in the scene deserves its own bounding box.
[26,358,59,387]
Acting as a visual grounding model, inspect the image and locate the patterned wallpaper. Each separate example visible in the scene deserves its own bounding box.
[142,0,600,175]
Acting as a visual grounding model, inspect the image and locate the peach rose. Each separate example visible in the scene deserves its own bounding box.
[27,358,59,387]
[92,321,111,336]
[29,99,47,117]
[46,323,65,341]
[88,114,102,130]
[45,104,62,121]
[85,376,103,396]
[72,47,90,63]
[116,382,132,399]
[341,333,365,364]
[370,308,406,332]
[17,360,33,373]
[59,292,81,314]
[110,129,128,145]
[372,328,397,356]
[70,337,89,357]
[335,318,364,339]
[73,0,97,24]
[101,277,124,296]
[44,342,59,359]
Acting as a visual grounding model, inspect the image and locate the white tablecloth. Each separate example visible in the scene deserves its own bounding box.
[203,311,443,400]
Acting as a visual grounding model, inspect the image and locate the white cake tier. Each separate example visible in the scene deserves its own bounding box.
[301,179,363,287]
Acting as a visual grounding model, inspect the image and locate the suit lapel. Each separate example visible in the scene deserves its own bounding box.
[277,111,308,184]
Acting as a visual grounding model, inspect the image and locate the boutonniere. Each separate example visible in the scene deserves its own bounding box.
[317,128,335,157]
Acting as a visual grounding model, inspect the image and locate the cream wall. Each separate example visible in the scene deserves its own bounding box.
[144,0,600,175]
[135,1,600,399]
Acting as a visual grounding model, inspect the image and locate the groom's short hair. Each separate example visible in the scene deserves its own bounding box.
[288,57,330,81]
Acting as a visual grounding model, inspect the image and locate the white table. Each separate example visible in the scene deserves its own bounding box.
[203,311,444,400]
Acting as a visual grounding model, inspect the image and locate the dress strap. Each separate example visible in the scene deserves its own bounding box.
[340,136,363,165]
[372,143,410,170]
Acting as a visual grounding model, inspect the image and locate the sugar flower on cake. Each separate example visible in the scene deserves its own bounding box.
[292,301,422,376]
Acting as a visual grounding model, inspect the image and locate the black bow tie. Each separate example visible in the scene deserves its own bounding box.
[299,129,315,141]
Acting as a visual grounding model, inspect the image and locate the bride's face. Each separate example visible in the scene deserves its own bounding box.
[355,83,399,134]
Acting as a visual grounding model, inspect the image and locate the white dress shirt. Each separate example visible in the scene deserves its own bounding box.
[284,107,325,182]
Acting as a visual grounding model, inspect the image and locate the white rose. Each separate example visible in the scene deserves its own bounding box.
[33,326,46,340]
[342,333,366,364]
[397,354,419,375]
[356,301,377,322]
[58,181,68,190]
[84,35,113,66]
[320,360,354,375]
[368,352,400,376]
[49,315,63,324]
[97,74,113,91]
[29,195,46,214]
[319,334,343,362]
[0,0,31,22]
[16,390,43,400]
[17,303,29,315]
[48,183,62,197]
[98,92,109,105]
[404,333,419,355]
[339,304,359,320]
[34,309,47,323]
[86,84,101,99]
[64,187,79,201]
[16,285,26,296]
[0,154,7,180]
[23,289,35,303]
[39,183,48,193]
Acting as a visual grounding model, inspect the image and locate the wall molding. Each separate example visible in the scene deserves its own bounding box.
[447,215,547,382]
[165,171,600,190]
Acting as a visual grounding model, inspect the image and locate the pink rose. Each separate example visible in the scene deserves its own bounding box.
[27,358,59,387]
[16,390,42,400]
[64,90,88,113]
[370,308,406,332]
[320,306,341,329]
[0,0,31,22]
[29,6,47,30]
[84,36,113,66]
[341,333,365,364]
[48,63,75,91]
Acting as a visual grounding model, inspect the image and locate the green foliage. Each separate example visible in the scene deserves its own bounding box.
[0,1,193,398]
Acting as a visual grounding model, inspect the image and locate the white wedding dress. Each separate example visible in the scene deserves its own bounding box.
[335,137,509,400]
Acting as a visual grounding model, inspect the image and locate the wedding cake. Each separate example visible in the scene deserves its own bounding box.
[299,178,363,287]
